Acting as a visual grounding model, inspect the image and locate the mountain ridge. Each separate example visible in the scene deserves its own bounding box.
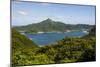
[14,18,94,33]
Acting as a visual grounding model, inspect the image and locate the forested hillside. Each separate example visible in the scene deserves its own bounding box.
[12,26,96,66]
[12,28,38,66]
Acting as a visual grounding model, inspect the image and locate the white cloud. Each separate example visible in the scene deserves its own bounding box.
[40,3,51,6]
[18,11,28,16]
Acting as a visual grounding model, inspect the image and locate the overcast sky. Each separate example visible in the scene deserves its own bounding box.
[12,1,96,26]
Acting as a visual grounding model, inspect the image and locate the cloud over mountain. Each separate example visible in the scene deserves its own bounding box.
[18,10,28,16]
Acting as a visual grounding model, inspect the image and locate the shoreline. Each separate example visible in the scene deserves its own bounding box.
[22,30,89,34]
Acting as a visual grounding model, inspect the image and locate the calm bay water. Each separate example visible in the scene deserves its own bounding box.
[24,31,87,46]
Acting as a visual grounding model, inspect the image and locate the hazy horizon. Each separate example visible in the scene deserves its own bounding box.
[12,18,95,27]
[12,1,96,26]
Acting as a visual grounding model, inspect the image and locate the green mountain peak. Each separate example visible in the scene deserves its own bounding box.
[14,19,94,33]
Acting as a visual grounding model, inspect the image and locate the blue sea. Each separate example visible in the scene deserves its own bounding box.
[24,31,87,46]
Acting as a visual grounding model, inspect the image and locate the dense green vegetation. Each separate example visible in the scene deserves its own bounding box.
[14,18,93,33]
[12,26,96,66]
[12,28,38,66]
